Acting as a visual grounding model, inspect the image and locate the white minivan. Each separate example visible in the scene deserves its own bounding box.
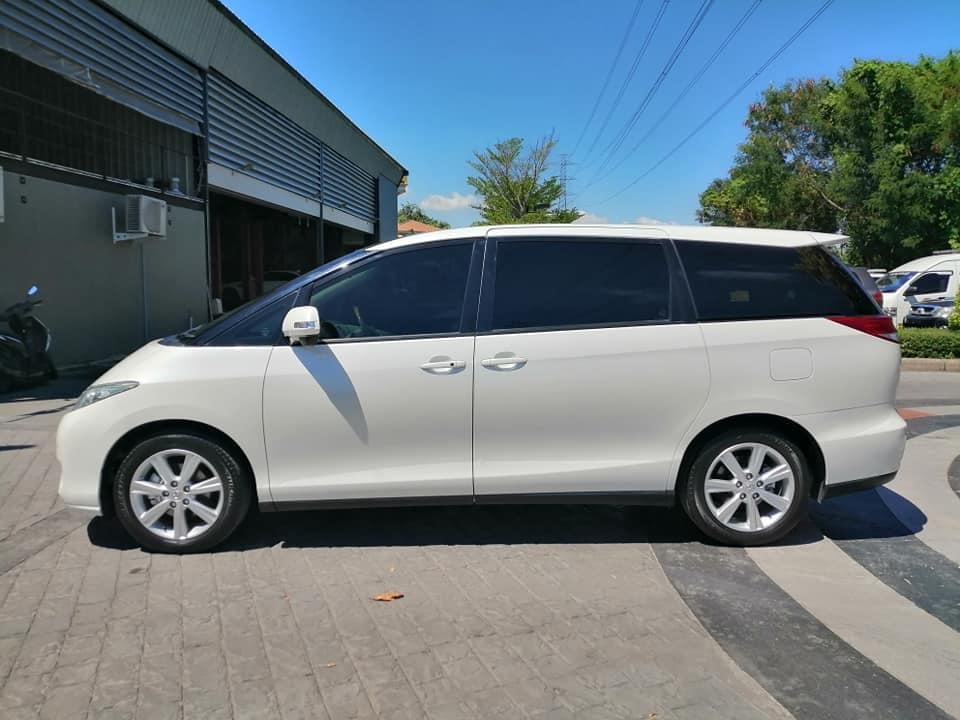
[57,225,906,552]
[879,250,960,324]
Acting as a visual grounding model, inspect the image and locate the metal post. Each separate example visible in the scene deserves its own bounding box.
[140,240,149,341]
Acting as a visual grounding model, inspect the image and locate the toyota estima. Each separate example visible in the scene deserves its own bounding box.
[57,225,906,552]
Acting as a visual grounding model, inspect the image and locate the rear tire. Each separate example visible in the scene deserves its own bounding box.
[113,433,251,553]
[681,428,810,546]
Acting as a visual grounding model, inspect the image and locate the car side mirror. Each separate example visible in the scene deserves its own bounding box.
[282,306,321,345]
[904,285,919,296]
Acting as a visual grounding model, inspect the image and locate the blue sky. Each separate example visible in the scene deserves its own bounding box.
[223,0,960,227]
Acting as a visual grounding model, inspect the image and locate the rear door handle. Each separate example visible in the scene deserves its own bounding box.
[420,358,466,374]
[480,356,527,370]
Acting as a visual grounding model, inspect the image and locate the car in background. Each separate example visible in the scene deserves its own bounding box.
[867,268,887,280]
[879,250,960,323]
[903,298,955,328]
[848,266,883,306]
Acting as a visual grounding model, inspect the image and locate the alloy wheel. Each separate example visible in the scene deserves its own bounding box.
[703,442,795,533]
[129,449,224,541]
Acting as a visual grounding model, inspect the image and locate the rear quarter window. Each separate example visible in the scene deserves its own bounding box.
[676,241,876,321]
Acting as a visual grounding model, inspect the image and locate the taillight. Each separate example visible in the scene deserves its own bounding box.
[828,314,899,343]
[873,291,883,306]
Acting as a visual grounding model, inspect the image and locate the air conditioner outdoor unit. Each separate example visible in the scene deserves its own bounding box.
[113,195,167,243]
[126,195,167,236]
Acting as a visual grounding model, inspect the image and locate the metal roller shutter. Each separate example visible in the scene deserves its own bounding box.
[0,0,203,133]
[322,144,377,221]
[207,72,322,202]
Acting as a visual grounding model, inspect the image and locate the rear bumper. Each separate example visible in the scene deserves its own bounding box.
[817,471,897,501]
[791,404,906,498]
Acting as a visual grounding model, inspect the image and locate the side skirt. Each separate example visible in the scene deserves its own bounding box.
[261,491,675,513]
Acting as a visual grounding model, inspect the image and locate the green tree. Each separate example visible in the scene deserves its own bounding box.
[467,134,581,225]
[398,202,450,229]
[698,53,960,268]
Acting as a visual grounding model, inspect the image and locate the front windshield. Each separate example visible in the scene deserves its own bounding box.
[177,247,374,343]
[876,271,916,292]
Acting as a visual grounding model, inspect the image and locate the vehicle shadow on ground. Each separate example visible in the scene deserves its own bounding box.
[0,378,87,404]
[85,487,926,552]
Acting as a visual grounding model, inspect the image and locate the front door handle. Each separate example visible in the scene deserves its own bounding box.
[420,357,466,374]
[480,355,527,370]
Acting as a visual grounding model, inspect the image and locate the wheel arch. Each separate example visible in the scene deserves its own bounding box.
[675,413,826,500]
[99,419,259,518]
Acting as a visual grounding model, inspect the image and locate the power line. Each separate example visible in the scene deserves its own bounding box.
[596,0,835,207]
[582,0,671,165]
[590,0,715,180]
[586,0,763,189]
[569,0,646,159]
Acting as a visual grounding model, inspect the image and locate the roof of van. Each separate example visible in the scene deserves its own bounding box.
[890,252,960,272]
[373,224,848,253]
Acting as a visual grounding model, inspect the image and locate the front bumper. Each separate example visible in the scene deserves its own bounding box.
[902,316,948,328]
[56,404,111,515]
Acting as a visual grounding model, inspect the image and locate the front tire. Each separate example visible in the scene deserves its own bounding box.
[681,428,810,546]
[113,433,251,553]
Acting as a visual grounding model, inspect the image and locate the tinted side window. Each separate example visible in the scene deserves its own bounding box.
[909,272,951,294]
[676,241,876,321]
[491,239,670,331]
[309,243,472,339]
[209,292,297,346]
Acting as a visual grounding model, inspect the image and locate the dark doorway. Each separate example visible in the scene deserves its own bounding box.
[322,221,374,262]
[210,193,319,311]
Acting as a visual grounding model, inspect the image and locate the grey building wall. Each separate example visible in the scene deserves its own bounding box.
[378,175,399,243]
[98,0,406,186]
[0,169,207,366]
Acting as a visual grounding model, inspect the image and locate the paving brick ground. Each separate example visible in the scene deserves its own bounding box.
[3,378,959,719]
[0,382,788,719]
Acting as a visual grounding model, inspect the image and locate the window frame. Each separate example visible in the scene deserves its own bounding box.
[301,238,484,345]
[476,235,693,335]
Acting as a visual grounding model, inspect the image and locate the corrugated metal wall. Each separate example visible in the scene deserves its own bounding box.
[3,0,384,226]
[322,145,377,221]
[209,72,377,223]
[0,0,203,133]
[98,0,405,185]
[207,72,321,201]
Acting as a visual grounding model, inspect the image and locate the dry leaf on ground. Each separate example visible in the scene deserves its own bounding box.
[372,590,404,602]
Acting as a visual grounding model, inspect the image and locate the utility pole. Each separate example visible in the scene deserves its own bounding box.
[559,154,575,211]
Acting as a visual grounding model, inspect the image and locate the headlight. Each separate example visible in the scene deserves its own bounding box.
[935,307,953,318]
[74,381,139,409]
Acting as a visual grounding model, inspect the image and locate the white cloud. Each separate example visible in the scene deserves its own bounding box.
[419,192,479,212]
[573,212,609,224]
[574,211,669,225]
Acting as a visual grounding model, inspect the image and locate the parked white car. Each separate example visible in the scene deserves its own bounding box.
[57,224,906,552]
[879,250,960,324]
